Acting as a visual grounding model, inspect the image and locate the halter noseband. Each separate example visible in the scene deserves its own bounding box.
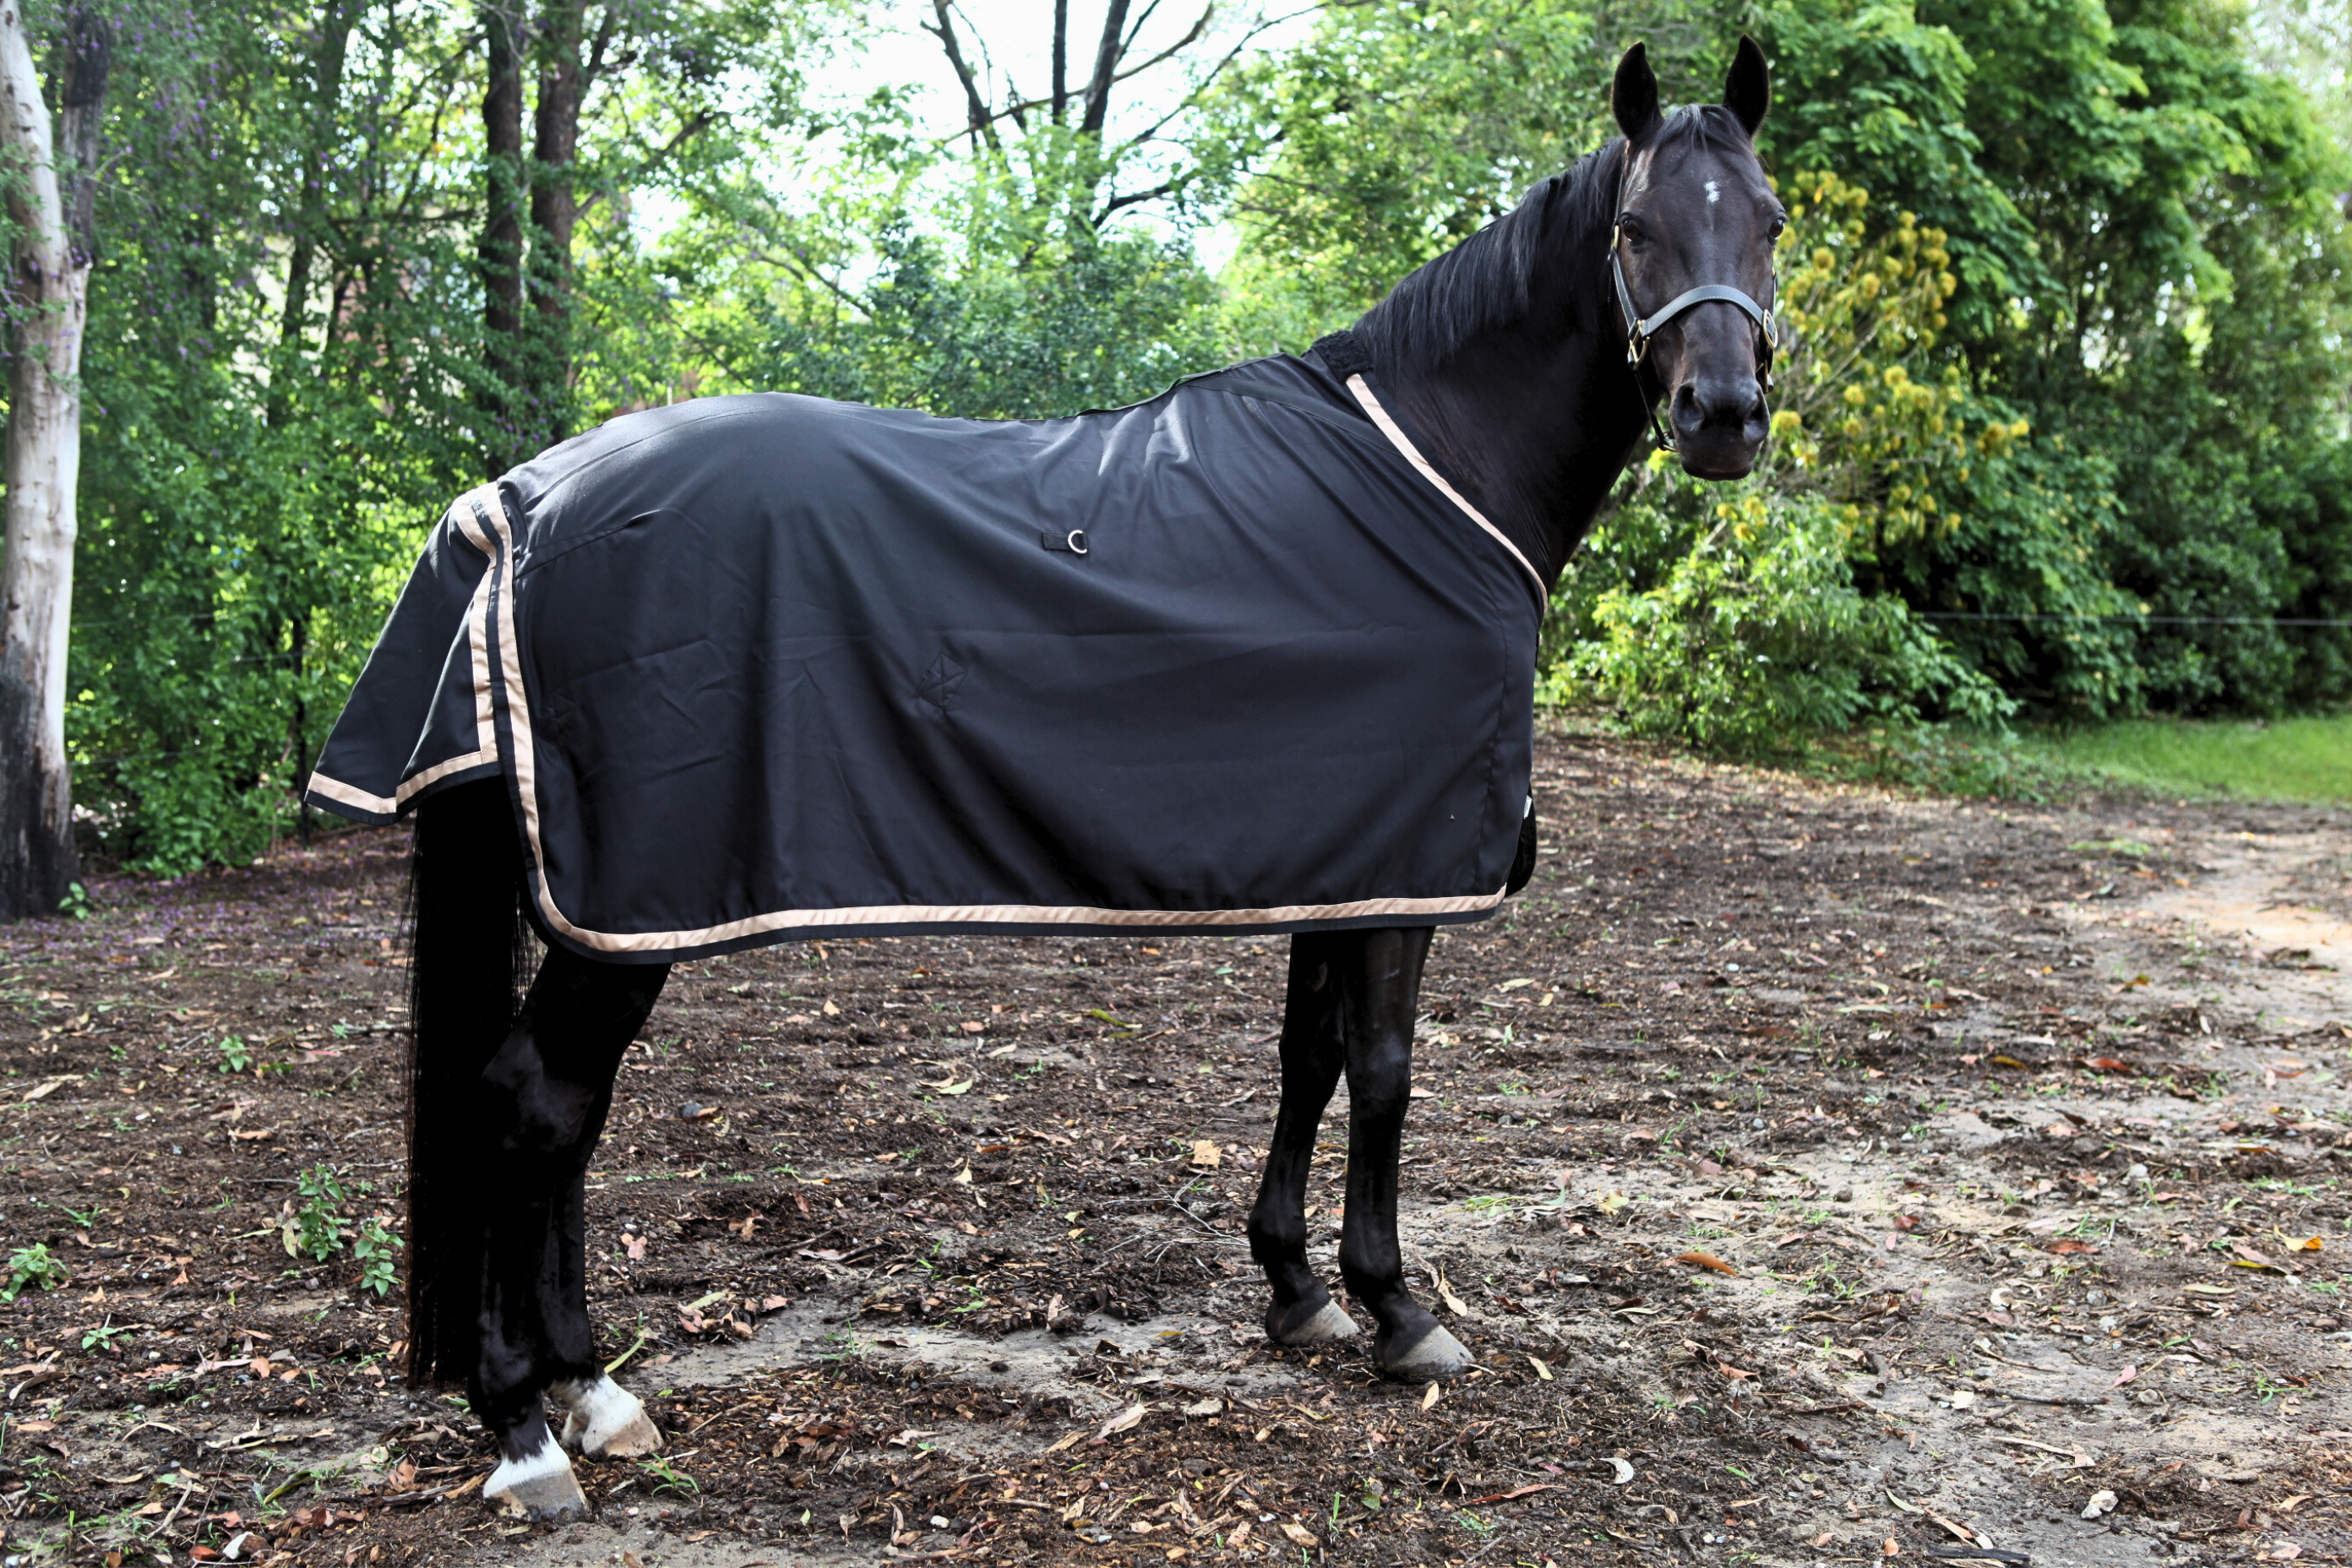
[1609,181,1778,453]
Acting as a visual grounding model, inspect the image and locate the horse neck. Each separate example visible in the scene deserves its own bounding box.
[1355,156,1650,590]
[1375,318,1647,591]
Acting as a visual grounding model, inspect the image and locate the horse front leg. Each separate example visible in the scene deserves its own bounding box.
[1334,926,1473,1380]
[476,947,668,1519]
[1246,934,1359,1347]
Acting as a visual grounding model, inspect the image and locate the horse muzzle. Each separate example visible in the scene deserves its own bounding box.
[1670,373,1768,479]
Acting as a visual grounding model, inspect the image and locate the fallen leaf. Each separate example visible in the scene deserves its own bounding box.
[1527,1355,1553,1381]
[1434,1270,1473,1316]
[1180,1397,1222,1417]
[2046,1239,2099,1255]
[2266,1546,2302,1562]
[2275,1231,2323,1253]
[1420,1382,1440,1412]
[1189,1140,1221,1169]
[1043,1430,1085,1454]
[1092,1403,1149,1441]
[821,999,840,1015]
[1674,1250,1741,1277]
[1599,1457,1635,1484]
[1596,1190,1631,1216]
[923,1078,973,1096]
[1278,1520,1318,1548]
[2113,1364,2137,1387]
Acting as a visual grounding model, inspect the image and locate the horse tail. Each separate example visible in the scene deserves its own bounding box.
[404,776,531,1388]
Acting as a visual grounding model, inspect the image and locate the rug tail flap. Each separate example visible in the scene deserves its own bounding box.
[305,489,505,824]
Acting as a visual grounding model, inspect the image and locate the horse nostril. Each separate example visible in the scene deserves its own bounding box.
[1685,378,1763,430]
[1670,384,1707,432]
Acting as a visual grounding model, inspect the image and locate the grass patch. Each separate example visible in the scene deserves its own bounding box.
[2021,714,2352,803]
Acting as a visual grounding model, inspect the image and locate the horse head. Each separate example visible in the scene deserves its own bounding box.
[1609,38,1779,479]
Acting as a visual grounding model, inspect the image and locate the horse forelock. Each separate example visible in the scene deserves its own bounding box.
[1351,105,1758,373]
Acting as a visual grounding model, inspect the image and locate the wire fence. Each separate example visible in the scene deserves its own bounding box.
[1915,612,2352,628]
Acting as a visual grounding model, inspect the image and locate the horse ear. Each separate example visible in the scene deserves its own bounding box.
[1613,42,1661,142]
[1723,35,1769,137]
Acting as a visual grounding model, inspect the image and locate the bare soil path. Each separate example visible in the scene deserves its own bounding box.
[1,728,2347,1568]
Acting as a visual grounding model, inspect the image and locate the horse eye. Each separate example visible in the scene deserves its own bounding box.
[1768,214,1788,239]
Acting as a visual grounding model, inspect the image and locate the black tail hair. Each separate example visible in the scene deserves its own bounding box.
[404,777,534,1388]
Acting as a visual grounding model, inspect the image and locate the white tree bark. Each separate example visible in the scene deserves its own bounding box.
[0,0,88,917]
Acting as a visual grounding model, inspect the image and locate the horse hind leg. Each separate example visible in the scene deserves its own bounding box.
[477,947,669,1516]
[552,1371,662,1459]
[1246,934,1359,1348]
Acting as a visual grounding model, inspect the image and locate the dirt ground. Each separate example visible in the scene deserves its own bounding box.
[2,725,2348,1568]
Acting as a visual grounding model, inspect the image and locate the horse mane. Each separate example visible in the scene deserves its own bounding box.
[1348,106,1748,373]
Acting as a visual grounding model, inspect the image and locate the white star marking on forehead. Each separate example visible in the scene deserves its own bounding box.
[1705,179,1720,204]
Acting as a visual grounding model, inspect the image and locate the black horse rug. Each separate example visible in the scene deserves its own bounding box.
[305,348,1547,962]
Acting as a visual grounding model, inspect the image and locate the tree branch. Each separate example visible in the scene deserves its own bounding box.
[1093,177,1182,225]
[922,0,1000,152]
[935,5,1213,147]
[574,109,719,223]
[1078,0,1136,136]
[1052,0,1069,121]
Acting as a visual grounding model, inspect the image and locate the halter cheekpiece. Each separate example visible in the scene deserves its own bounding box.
[1609,160,1778,453]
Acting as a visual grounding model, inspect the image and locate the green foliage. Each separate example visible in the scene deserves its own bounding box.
[741,226,1222,418]
[351,1215,403,1298]
[286,1162,360,1261]
[1559,479,2012,755]
[1,1244,67,1302]
[1211,0,1603,334]
[215,1035,253,1075]
[278,1162,400,1291]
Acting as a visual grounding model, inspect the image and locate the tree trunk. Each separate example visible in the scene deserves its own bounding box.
[268,0,359,431]
[479,0,526,476]
[528,0,586,446]
[0,0,97,919]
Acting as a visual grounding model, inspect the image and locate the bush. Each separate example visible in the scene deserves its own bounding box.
[1560,486,2011,756]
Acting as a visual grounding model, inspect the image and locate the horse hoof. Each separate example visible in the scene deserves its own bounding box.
[1380,1323,1473,1382]
[1266,1298,1359,1348]
[485,1442,588,1522]
[554,1375,664,1458]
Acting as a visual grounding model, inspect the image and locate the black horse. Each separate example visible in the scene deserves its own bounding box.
[311,41,1782,1518]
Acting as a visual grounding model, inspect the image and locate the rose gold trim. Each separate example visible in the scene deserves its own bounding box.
[306,771,400,817]
[1344,374,1545,600]
[308,747,495,817]
[467,489,1506,955]
[452,486,502,758]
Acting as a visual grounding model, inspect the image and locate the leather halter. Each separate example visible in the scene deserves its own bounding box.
[1609,178,1778,453]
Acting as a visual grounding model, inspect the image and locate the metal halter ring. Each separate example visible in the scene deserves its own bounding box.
[1609,218,1778,453]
